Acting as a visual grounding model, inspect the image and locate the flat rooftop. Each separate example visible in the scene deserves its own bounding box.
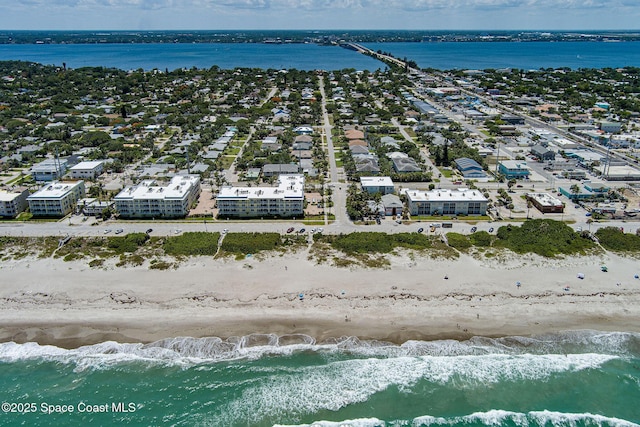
[115,175,200,200]
[70,160,104,170]
[404,188,488,203]
[360,176,394,187]
[28,181,83,199]
[218,175,304,200]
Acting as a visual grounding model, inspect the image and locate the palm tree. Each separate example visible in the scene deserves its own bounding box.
[570,184,581,201]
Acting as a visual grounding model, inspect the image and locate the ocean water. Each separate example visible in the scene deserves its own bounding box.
[1,41,640,71]
[0,331,638,426]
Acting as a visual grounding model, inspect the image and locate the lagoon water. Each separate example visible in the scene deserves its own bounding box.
[0,331,639,426]
[1,41,640,71]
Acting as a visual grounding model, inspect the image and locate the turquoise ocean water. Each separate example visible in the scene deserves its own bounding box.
[1,41,640,71]
[0,331,638,426]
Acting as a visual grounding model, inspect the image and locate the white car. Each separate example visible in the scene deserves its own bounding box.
[103,229,112,234]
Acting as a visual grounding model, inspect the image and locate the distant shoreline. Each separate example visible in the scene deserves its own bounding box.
[2,29,640,45]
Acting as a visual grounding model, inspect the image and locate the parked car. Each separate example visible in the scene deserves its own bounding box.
[470,226,477,233]
[146,228,153,234]
[489,227,494,233]
[286,227,295,233]
[417,227,424,233]
[115,229,124,235]
[103,229,112,234]
[298,228,306,234]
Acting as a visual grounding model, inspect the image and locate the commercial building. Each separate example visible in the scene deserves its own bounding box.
[69,160,105,180]
[0,189,30,218]
[360,176,395,194]
[454,157,488,180]
[498,161,530,180]
[526,193,564,213]
[599,121,622,134]
[404,188,488,216]
[114,175,201,218]
[27,181,86,217]
[530,145,556,162]
[217,175,305,218]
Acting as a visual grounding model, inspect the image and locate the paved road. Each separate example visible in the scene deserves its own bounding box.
[2,214,635,239]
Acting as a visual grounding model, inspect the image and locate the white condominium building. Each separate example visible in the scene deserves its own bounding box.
[114,175,201,218]
[217,174,304,218]
[404,188,488,216]
[27,181,86,217]
[0,189,30,218]
[69,160,105,180]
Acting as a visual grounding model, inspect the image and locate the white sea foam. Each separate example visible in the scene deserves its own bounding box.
[413,409,640,426]
[213,352,619,425]
[273,418,385,427]
[0,330,635,371]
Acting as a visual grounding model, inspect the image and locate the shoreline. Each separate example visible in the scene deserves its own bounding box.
[1,250,639,348]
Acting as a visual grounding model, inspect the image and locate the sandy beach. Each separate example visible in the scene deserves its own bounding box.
[1,249,639,347]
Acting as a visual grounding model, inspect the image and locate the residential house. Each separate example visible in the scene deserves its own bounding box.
[262,164,301,177]
[381,194,403,216]
[360,176,395,195]
[392,157,421,173]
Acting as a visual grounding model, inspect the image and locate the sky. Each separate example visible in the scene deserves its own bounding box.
[1,0,639,31]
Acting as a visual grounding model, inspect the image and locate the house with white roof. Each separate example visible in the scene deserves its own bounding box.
[360,176,395,195]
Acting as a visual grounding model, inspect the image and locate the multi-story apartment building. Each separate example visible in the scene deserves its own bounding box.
[27,181,85,217]
[217,175,304,218]
[69,160,105,180]
[404,188,488,216]
[114,175,201,218]
[0,189,30,218]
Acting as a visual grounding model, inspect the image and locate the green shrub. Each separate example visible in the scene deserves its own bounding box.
[392,233,433,250]
[331,232,394,254]
[164,232,220,256]
[220,232,280,254]
[470,231,493,247]
[595,227,640,251]
[107,232,149,254]
[446,233,472,250]
[494,219,594,257]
